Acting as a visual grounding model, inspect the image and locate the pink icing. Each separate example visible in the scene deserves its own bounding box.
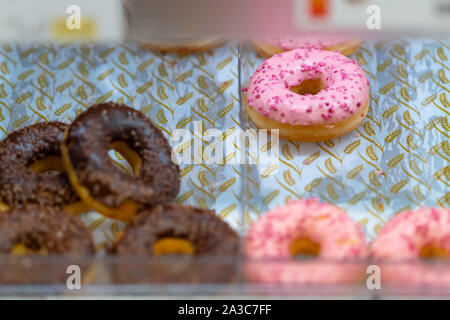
[264,35,354,51]
[372,207,450,260]
[244,198,368,284]
[371,207,450,286]
[247,49,370,126]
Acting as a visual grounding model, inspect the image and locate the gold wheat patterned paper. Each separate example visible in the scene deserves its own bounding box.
[0,42,242,252]
[241,37,449,241]
[0,39,448,248]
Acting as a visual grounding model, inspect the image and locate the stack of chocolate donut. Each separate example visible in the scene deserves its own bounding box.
[0,103,239,261]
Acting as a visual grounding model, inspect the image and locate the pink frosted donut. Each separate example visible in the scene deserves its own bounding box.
[244,48,370,142]
[371,207,450,287]
[254,35,362,58]
[245,198,368,284]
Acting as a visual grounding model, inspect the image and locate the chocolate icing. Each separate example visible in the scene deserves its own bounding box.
[113,204,239,256]
[64,103,180,208]
[0,122,78,208]
[111,204,239,284]
[0,206,95,256]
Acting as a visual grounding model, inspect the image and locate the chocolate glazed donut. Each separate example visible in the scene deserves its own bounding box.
[113,204,239,256]
[0,206,95,284]
[61,103,180,222]
[0,206,95,256]
[0,122,82,212]
[112,204,239,284]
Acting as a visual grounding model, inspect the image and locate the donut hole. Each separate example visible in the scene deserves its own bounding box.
[0,202,10,212]
[108,141,142,177]
[419,244,448,260]
[290,79,324,96]
[289,237,321,258]
[11,237,48,256]
[28,155,64,176]
[153,237,195,256]
[62,139,139,221]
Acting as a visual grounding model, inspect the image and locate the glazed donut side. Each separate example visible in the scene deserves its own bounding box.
[61,103,180,222]
[245,198,368,284]
[0,122,84,213]
[245,48,370,142]
[244,95,368,142]
[253,37,362,58]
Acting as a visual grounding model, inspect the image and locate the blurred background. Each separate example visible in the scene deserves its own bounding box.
[0,0,448,43]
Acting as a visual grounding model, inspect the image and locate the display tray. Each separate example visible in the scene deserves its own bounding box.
[1,255,450,298]
[0,37,448,298]
[240,37,449,239]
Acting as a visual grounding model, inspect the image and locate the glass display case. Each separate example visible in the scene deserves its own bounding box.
[0,0,448,299]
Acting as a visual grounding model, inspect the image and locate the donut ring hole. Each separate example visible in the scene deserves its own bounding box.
[289,237,321,258]
[10,234,50,256]
[0,122,82,210]
[289,78,324,96]
[108,141,142,177]
[419,244,448,260]
[28,155,89,215]
[62,104,181,222]
[0,202,10,212]
[153,237,195,256]
[28,155,64,176]
[11,243,48,256]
